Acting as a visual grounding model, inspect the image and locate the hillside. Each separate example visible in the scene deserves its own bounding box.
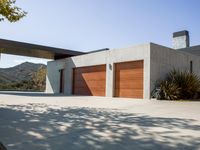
[0,62,47,91]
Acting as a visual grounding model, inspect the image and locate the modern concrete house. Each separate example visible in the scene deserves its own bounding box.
[1,30,200,99]
[46,30,200,99]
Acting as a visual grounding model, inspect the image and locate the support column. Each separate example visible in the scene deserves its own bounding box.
[106,51,114,97]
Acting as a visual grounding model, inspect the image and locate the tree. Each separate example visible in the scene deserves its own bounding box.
[0,0,27,22]
[33,66,47,91]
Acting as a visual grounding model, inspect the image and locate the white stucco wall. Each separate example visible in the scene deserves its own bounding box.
[150,43,200,94]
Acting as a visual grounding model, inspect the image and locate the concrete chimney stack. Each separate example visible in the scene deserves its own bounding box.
[172,30,190,49]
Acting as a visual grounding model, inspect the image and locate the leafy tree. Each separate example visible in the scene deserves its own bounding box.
[33,66,47,91]
[0,65,46,91]
[0,0,27,22]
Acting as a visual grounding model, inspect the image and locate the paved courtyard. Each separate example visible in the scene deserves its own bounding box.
[0,92,200,150]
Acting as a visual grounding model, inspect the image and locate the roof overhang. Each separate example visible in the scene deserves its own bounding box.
[0,39,85,60]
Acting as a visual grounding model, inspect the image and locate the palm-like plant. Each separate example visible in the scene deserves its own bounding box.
[159,80,180,100]
[153,69,200,100]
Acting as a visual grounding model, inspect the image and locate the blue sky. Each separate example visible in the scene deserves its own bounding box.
[0,0,200,68]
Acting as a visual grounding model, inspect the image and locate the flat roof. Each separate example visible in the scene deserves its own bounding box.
[0,39,85,60]
[179,45,200,56]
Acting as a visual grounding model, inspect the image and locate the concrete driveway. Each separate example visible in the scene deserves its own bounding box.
[0,92,200,150]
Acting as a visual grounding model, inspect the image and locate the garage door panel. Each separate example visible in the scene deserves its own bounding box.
[114,60,144,99]
[115,72,143,80]
[116,66,143,71]
[73,89,92,95]
[74,73,106,81]
[116,69,143,74]
[115,61,143,70]
[74,81,106,89]
[115,89,143,98]
[115,81,143,89]
[74,66,106,73]
[90,89,105,96]
[115,76,143,81]
[73,65,106,96]
[74,87,105,92]
[74,88,105,96]
[115,70,143,77]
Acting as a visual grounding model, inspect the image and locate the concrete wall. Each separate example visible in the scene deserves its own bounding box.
[46,59,66,93]
[150,43,200,94]
[106,44,151,98]
[46,42,200,99]
[179,45,200,56]
[46,43,151,99]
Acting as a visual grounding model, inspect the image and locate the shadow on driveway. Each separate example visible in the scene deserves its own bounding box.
[0,104,200,150]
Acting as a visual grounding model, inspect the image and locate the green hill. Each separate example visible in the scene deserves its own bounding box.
[0,62,46,91]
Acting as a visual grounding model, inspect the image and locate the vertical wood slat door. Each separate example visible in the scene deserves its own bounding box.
[73,65,106,96]
[114,60,144,98]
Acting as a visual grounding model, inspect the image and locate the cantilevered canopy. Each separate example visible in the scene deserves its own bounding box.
[0,39,85,60]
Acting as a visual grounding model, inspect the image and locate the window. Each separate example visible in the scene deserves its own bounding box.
[59,69,64,93]
[190,61,193,73]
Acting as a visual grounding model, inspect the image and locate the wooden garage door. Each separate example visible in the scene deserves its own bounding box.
[114,60,144,98]
[73,65,106,96]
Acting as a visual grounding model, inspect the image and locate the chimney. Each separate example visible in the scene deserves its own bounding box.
[172,30,190,49]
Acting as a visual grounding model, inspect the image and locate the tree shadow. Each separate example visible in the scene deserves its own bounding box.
[0,104,200,150]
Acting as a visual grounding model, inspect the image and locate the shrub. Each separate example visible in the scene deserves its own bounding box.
[152,69,200,100]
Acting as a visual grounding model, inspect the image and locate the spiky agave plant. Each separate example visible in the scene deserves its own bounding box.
[159,80,180,100]
[168,69,200,99]
[153,69,200,100]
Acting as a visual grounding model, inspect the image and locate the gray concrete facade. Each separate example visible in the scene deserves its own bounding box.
[46,43,200,99]
[179,45,200,56]
[150,43,200,93]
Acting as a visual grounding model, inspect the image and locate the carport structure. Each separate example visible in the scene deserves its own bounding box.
[0,38,84,60]
[0,38,85,93]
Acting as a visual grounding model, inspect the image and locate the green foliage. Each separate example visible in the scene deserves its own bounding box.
[0,0,27,22]
[152,69,200,100]
[32,66,47,91]
[159,80,180,100]
[0,67,47,92]
[0,80,36,91]
[168,70,200,99]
